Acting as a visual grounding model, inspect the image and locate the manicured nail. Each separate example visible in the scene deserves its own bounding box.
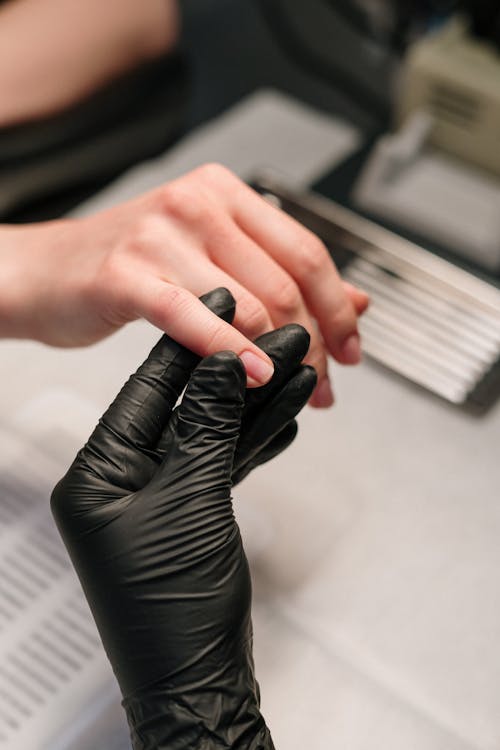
[353,284,369,301]
[310,376,334,408]
[341,333,362,364]
[240,350,275,386]
[356,289,370,307]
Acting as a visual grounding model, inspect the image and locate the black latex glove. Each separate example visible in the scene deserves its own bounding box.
[51,288,316,750]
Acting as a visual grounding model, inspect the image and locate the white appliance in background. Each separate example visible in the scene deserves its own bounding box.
[353,111,500,273]
[397,16,500,180]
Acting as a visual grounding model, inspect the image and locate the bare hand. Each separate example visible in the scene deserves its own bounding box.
[0,164,368,406]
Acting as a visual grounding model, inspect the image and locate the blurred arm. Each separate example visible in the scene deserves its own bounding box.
[0,0,179,127]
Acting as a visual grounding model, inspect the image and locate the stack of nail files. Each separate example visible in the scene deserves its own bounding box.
[256,174,500,409]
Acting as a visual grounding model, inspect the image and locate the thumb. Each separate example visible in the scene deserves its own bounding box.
[157,352,246,494]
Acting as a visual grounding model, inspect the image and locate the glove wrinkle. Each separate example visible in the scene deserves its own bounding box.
[124,671,275,750]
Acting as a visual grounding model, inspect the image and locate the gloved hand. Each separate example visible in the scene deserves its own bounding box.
[51,288,316,750]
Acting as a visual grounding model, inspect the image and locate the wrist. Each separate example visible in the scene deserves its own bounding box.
[123,683,274,750]
[0,225,37,340]
[121,637,273,750]
[0,0,181,128]
[0,219,79,342]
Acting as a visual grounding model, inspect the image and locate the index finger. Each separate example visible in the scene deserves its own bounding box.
[122,273,275,387]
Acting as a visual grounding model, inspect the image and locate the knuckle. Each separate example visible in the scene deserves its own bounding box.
[127,215,164,249]
[202,318,233,353]
[95,246,133,298]
[102,217,164,270]
[160,180,215,226]
[330,294,357,329]
[237,296,270,339]
[201,212,232,250]
[271,277,302,318]
[196,162,234,185]
[151,285,193,329]
[87,251,134,323]
[159,181,196,220]
[93,216,165,306]
[98,246,125,282]
[296,233,329,278]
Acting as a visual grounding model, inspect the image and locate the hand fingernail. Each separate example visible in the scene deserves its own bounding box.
[356,289,370,313]
[310,376,334,408]
[240,350,275,386]
[354,285,369,300]
[341,333,362,364]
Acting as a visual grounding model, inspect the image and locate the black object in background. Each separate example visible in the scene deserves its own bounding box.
[311,138,500,286]
[1,0,392,223]
[258,0,466,123]
[258,0,396,126]
[461,0,500,48]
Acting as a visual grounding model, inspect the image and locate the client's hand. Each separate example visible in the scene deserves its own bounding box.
[51,288,316,749]
[1,163,368,402]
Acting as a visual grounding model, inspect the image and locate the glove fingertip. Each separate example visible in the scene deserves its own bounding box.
[200,287,236,324]
[298,364,318,392]
[254,324,311,366]
[232,419,298,485]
